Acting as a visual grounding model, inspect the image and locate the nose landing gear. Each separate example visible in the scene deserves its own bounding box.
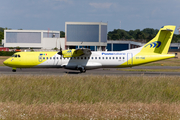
[12,68,16,72]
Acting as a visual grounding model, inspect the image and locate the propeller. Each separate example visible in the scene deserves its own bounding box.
[57,39,62,55]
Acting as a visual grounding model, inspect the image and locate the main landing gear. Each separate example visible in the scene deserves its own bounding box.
[78,67,86,73]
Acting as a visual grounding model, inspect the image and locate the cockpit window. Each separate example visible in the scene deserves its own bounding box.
[12,54,21,58]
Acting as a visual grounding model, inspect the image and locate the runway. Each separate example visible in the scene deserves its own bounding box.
[0,66,180,76]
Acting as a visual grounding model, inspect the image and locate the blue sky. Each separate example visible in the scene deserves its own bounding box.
[1,0,180,34]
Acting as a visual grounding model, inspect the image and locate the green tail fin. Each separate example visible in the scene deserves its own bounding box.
[141,25,176,54]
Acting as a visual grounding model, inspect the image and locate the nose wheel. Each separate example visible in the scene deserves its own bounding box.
[12,68,16,72]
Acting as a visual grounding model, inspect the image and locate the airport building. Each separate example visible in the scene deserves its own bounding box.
[107,41,143,51]
[3,30,65,50]
[65,22,107,51]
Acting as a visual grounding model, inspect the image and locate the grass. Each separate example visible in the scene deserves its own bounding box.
[0,75,180,119]
[119,68,180,72]
[2,75,180,104]
[141,58,180,66]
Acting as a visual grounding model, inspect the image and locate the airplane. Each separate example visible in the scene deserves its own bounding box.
[3,25,176,73]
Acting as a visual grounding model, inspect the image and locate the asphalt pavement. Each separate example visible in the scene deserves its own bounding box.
[0,66,180,76]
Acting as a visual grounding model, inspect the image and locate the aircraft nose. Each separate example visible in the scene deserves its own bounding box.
[3,60,8,66]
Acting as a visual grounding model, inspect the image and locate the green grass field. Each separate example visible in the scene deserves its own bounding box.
[1,75,180,119]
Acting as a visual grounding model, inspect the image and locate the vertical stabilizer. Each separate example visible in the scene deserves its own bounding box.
[140,25,176,54]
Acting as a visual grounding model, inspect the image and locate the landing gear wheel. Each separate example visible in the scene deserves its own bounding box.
[83,69,86,73]
[80,68,83,73]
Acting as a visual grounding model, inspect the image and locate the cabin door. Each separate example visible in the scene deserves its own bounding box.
[53,54,61,66]
[127,53,133,65]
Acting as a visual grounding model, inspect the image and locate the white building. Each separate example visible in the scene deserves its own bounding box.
[4,30,65,50]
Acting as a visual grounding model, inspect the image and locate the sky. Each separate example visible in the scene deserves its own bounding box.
[1,0,180,34]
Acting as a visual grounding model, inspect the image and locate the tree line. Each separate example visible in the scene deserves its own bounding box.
[108,28,180,43]
[1,27,180,44]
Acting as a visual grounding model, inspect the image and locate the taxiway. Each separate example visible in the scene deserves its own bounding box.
[0,66,180,76]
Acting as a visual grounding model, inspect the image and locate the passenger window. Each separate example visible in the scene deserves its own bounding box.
[106,57,108,59]
[74,57,76,59]
[92,57,93,59]
[123,57,125,59]
[116,57,118,59]
[18,55,20,57]
[57,57,58,59]
[102,57,104,59]
[119,57,121,59]
[88,57,90,59]
[60,57,61,59]
[43,57,45,59]
[109,57,111,59]
[15,55,17,57]
[81,57,83,59]
[46,57,48,59]
[84,57,86,59]
[77,57,79,59]
[95,57,97,59]
[53,57,55,59]
[99,57,101,59]
[113,57,114,59]
[50,57,52,59]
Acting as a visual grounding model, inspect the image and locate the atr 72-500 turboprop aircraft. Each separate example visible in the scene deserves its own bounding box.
[3,25,176,73]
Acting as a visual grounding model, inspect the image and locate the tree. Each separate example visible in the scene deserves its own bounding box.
[60,31,65,38]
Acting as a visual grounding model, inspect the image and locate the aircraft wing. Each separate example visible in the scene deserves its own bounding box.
[61,48,92,58]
